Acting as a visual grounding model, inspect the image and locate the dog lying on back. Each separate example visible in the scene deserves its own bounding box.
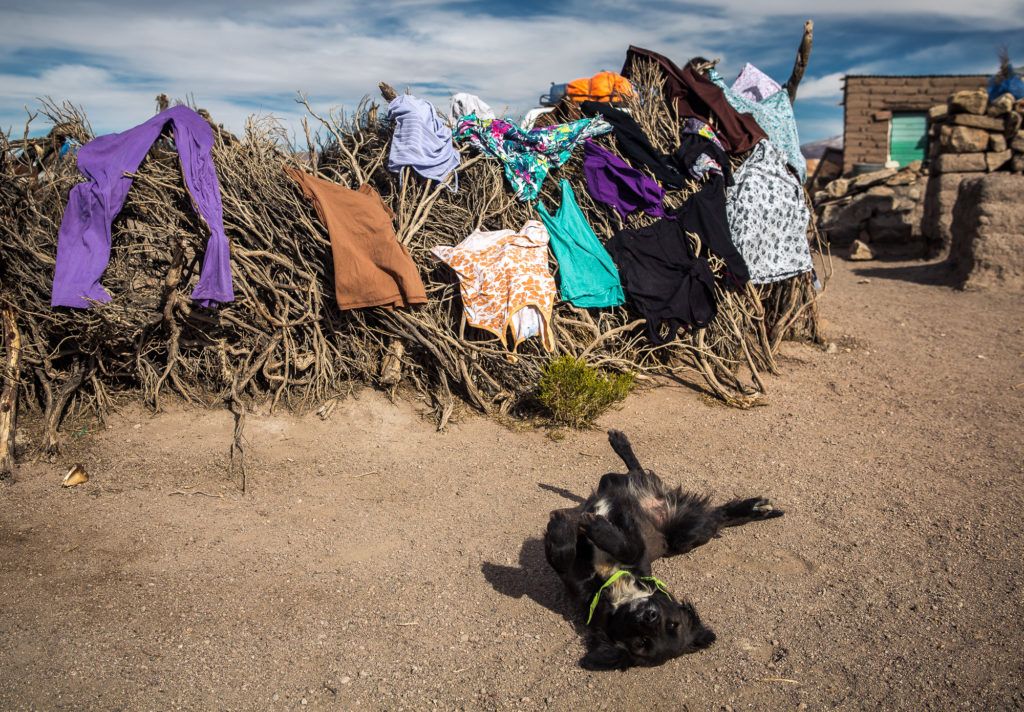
[544,430,784,670]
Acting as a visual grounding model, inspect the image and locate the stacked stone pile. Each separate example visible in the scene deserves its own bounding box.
[813,162,926,261]
[922,88,1024,256]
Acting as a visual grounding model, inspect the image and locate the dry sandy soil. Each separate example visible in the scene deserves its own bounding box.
[2,258,1023,711]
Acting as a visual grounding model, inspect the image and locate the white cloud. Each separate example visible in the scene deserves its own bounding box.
[0,0,1020,138]
[796,72,847,101]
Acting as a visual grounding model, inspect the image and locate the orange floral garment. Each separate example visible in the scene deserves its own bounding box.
[431,220,556,351]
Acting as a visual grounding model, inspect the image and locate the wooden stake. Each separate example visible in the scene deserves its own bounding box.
[0,305,22,478]
[784,20,814,103]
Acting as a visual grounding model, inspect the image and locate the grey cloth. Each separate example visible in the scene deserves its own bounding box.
[725,141,812,284]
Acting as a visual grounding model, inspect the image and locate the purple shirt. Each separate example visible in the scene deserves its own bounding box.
[52,105,234,308]
[582,140,666,220]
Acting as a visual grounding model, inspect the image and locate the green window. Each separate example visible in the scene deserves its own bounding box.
[889,112,928,166]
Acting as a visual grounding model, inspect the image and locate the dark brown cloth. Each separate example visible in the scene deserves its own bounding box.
[286,168,427,310]
[622,46,767,154]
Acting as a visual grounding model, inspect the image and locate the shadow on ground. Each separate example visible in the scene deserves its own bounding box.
[481,537,578,624]
[851,259,960,287]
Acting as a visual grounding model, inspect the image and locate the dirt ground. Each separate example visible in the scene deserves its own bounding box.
[2,257,1022,711]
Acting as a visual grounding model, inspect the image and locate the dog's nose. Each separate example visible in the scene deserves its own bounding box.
[641,608,659,624]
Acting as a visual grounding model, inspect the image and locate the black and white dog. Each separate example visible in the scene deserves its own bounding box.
[544,430,784,670]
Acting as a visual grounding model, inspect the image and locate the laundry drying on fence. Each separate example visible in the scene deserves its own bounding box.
[450,92,496,122]
[388,94,461,188]
[607,217,717,346]
[582,140,666,220]
[51,105,234,309]
[580,101,685,190]
[431,220,557,352]
[5,26,829,464]
[287,168,428,310]
[622,46,768,154]
[671,119,750,286]
[453,116,611,201]
[537,179,625,309]
[730,63,783,102]
[710,66,806,180]
[725,140,812,284]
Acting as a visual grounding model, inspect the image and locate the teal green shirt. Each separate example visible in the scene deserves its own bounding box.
[537,180,624,308]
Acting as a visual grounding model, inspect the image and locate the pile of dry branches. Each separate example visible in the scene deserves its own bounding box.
[0,55,828,479]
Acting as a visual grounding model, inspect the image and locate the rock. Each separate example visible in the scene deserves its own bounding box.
[1011,132,1024,153]
[989,133,1007,152]
[950,114,1004,131]
[941,126,990,153]
[986,150,1012,172]
[885,166,921,186]
[847,239,875,261]
[921,171,984,257]
[1012,154,1024,174]
[949,89,988,115]
[928,104,949,121]
[866,185,896,198]
[933,153,987,173]
[987,92,1014,117]
[1006,113,1023,140]
[848,167,897,191]
[824,178,850,199]
[891,197,916,213]
[825,342,838,354]
[949,173,1024,291]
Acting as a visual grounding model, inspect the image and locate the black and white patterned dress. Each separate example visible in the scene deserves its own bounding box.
[725,140,812,284]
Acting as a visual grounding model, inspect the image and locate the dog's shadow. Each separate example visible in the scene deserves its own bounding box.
[480,484,585,626]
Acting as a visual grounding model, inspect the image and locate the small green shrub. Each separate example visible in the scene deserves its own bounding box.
[538,356,634,428]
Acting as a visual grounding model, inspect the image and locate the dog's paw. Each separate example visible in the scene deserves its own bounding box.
[578,511,603,529]
[751,498,784,519]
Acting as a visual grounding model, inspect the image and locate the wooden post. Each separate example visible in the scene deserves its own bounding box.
[784,20,814,103]
[0,306,22,478]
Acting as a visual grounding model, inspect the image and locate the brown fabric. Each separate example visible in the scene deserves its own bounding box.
[622,46,767,154]
[286,168,427,310]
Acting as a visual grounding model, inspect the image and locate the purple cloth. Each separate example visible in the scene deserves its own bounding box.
[52,105,234,309]
[582,140,666,220]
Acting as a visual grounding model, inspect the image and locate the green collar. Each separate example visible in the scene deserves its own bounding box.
[586,569,673,625]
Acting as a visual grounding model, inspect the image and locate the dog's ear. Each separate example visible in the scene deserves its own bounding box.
[679,601,717,651]
[580,641,631,671]
[692,625,717,650]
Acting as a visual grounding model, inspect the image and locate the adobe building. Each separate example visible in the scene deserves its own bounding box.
[841,74,988,174]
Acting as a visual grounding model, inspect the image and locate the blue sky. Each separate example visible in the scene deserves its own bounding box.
[1,0,1022,145]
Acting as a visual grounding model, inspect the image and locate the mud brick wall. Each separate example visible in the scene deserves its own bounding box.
[842,75,987,173]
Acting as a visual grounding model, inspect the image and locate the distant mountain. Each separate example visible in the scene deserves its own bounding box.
[801,135,843,159]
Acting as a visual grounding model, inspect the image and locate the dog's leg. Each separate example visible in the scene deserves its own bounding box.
[663,510,722,556]
[579,512,645,565]
[607,430,644,472]
[717,497,785,527]
[544,510,579,576]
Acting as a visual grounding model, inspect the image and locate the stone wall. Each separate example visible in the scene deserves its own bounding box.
[949,173,1024,291]
[843,75,988,173]
[921,88,1024,256]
